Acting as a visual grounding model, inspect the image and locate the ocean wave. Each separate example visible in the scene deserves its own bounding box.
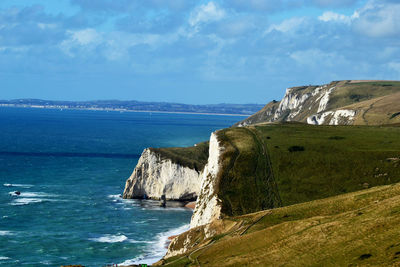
[10,198,45,206]
[8,192,58,198]
[0,230,14,236]
[3,183,33,188]
[0,257,11,260]
[119,224,190,266]
[128,240,156,244]
[141,207,187,212]
[108,194,122,199]
[108,194,122,202]
[89,234,128,243]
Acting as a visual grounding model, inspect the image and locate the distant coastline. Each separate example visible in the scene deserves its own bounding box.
[0,99,263,116]
[0,104,250,117]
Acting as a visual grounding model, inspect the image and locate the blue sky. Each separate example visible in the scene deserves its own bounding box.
[1,0,399,104]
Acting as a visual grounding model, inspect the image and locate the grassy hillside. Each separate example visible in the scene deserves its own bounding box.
[159,181,400,266]
[345,91,400,125]
[327,80,400,111]
[150,141,209,172]
[216,127,282,216]
[210,123,400,216]
[145,123,400,266]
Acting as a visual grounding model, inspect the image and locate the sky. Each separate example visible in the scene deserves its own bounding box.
[0,0,399,104]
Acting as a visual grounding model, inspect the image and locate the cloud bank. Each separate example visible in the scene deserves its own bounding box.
[0,0,399,103]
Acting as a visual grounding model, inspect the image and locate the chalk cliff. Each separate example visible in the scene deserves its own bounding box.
[123,148,202,200]
[190,132,223,228]
[235,80,400,127]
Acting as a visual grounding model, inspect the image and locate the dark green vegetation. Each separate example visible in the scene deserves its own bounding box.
[216,127,281,216]
[0,99,263,115]
[218,123,400,209]
[150,142,209,172]
[159,181,400,266]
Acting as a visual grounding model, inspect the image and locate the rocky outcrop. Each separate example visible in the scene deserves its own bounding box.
[307,109,357,125]
[123,149,202,200]
[235,83,339,126]
[190,132,223,228]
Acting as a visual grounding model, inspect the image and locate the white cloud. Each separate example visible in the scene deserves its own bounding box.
[352,3,400,38]
[69,28,102,45]
[318,11,358,24]
[60,28,103,57]
[189,2,225,27]
[265,17,305,34]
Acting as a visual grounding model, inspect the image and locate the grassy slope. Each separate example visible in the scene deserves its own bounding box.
[328,81,400,111]
[149,142,209,172]
[154,123,400,266]
[214,123,400,213]
[342,91,400,125]
[215,127,282,216]
[160,182,400,266]
[254,123,400,206]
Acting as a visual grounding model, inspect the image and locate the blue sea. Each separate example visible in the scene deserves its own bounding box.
[0,107,242,266]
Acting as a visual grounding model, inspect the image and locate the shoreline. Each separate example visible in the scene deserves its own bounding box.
[0,105,251,117]
[117,198,196,266]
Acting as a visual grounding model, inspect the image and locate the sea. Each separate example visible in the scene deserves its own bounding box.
[0,107,242,266]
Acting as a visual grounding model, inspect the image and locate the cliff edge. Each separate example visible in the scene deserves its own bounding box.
[123,142,209,200]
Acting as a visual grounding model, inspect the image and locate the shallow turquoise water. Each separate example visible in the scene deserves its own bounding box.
[0,107,242,266]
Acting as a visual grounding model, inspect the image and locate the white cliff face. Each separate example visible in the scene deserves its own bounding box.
[307,111,333,125]
[190,132,223,229]
[317,87,335,113]
[274,88,311,120]
[123,149,202,200]
[236,83,358,126]
[307,109,356,125]
[329,109,356,125]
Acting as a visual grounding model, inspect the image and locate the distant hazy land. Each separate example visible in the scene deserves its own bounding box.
[0,99,264,116]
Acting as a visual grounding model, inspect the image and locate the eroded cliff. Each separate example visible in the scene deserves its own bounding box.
[235,80,400,127]
[123,145,207,200]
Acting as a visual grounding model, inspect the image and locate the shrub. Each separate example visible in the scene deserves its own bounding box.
[329,136,345,140]
[288,146,305,152]
[390,112,400,120]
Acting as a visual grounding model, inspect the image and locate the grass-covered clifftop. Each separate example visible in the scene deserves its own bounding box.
[214,123,400,214]
[149,141,209,172]
[159,181,400,266]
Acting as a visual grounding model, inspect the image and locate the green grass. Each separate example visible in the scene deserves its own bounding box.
[215,127,281,217]
[155,123,400,266]
[213,123,400,215]
[149,141,209,172]
[328,81,400,111]
[255,123,400,206]
[158,182,400,266]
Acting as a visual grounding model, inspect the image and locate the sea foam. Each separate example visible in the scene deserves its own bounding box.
[89,234,128,243]
[9,192,57,198]
[0,231,14,236]
[3,183,33,188]
[119,224,189,266]
[10,198,44,206]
